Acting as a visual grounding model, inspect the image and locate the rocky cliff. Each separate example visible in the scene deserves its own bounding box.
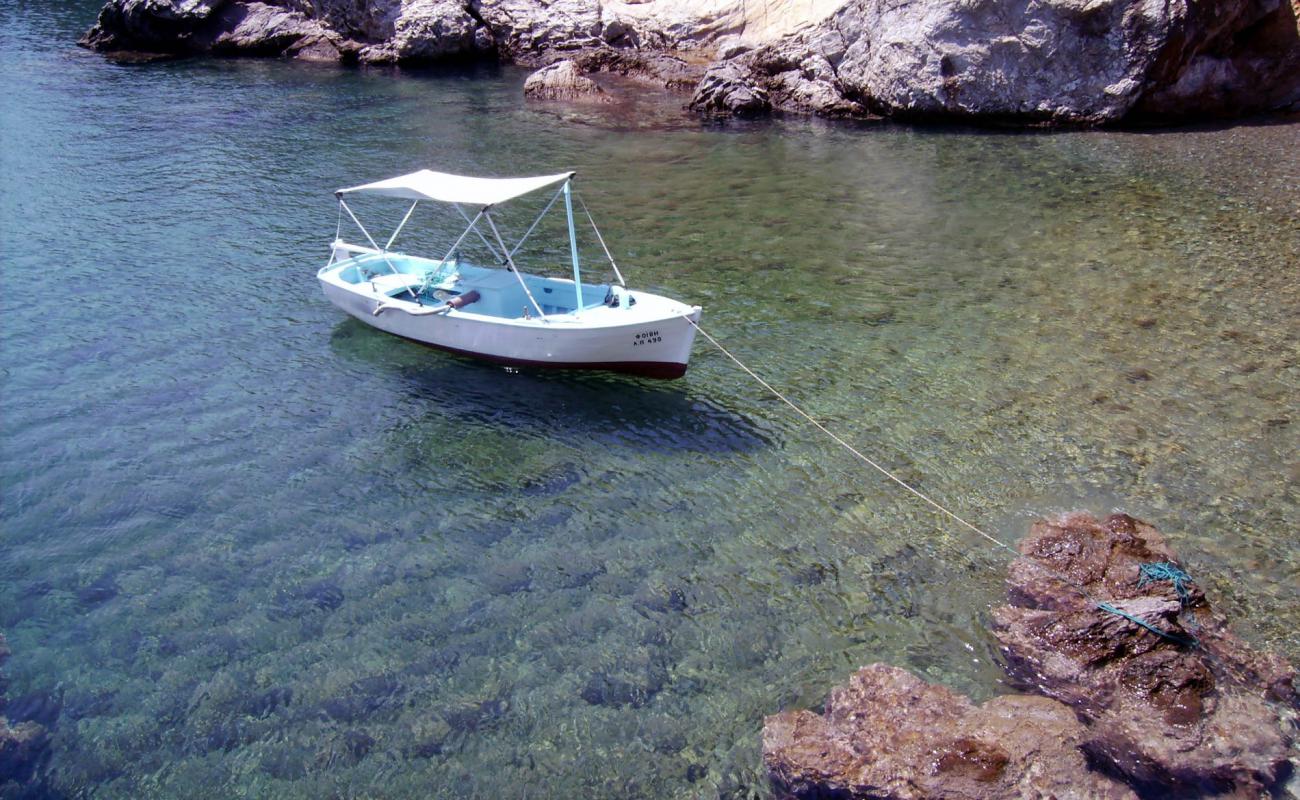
[80,0,1300,125]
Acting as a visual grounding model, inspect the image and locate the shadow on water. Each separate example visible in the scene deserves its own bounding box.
[328,320,776,455]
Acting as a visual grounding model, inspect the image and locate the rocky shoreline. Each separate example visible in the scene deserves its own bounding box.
[763,513,1297,799]
[80,0,1299,126]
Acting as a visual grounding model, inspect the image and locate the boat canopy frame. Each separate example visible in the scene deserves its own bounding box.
[330,169,627,320]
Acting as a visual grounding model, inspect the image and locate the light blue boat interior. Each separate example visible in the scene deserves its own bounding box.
[335,253,611,318]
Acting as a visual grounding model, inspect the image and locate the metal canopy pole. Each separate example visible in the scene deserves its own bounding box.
[440,208,487,265]
[338,196,406,286]
[453,203,503,262]
[484,210,546,320]
[385,200,420,250]
[576,192,626,287]
[509,184,567,258]
[562,181,583,317]
[338,197,382,251]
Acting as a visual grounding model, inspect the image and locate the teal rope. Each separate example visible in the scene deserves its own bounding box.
[1096,602,1198,648]
[1095,561,1201,647]
[1138,562,1194,605]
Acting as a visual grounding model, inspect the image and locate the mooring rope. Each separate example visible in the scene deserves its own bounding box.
[682,315,1017,556]
[681,313,1204,649]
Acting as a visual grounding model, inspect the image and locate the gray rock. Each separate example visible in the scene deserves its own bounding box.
[75,0,1300,124]
[81,0,224,53]
[690,62,769,115]
[524,59,612,101]
[206,2,334,56]
[475,0,603,62]
[693,0,1300,123]
[356,0,492,63]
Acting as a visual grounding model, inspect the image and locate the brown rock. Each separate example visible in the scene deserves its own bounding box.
[991,512,1295,796]
[763,663,1137,800]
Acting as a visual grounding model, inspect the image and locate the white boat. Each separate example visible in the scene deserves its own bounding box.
[318,169,702,379]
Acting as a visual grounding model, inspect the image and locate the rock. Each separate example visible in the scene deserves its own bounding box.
[259,747,308,780]
[0,634,52,791]
[692,0,1300,123]
[80,0,225,53]
[690,62,770,115]
[0,635,7,715]
[244,686,292,718]
[991,512,1296,796]
[481,560,532,594]
[1130,0,1300,120]
[575,49,708,90]
[474,0,604,62]
[579,670,664,708]
[320,675,403,722]
[4,691,61,730]
[203,718,256,753]
[304,580,343,610]
[269,579,344,619]
[342,729,374,760]
[0,718,51,788]
[62,689,117,721]
[356,0,493,63]
[206,2,334,57]
[763,663,1137,800]
[519,463,582,495]
[76,573,119,606]
[632,583,688,616]
[79,0,1298,124]
[523,60,612,103]
[441,697,509,732]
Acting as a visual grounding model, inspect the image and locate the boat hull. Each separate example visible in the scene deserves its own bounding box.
[319,276,701,379]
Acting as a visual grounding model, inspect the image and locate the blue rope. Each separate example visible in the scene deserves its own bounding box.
[1096,603,1199,648]
[1137,562,1194,605]
[1095,561,1201,647]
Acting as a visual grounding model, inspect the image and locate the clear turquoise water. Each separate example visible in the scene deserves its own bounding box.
[1,3,1297,797]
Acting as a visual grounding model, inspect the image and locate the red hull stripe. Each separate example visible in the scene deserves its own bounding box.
[393,333,690,379]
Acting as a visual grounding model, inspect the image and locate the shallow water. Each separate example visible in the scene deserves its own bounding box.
[1,3,1298,797]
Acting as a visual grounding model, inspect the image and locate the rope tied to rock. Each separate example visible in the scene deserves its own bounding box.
[1095,602,1199,648]
[1137,562,1195,606]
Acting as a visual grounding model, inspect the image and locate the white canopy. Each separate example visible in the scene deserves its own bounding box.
[336,169,575,207]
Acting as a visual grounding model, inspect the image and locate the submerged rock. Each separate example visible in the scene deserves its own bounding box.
[4,691,62,730]
[991,512,1295,796]
[764,663,1136,800]
[320,675,404,722]
[442,697,509,732]
[76,573,119,606]
[268,579,345,619]
[244,686,292,718]
[0,634,52,791]
[481,560,532,594]
[0,717,51,788]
